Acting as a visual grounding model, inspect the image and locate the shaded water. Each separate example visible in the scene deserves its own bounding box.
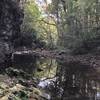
[0,54,100,100]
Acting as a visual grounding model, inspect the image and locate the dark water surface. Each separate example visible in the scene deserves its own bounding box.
[1,54,100,100]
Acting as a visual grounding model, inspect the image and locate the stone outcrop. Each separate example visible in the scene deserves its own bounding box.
[0,67,47,100]
[0,0,24,63]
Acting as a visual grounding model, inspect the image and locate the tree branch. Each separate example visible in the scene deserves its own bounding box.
[37,19,56,26]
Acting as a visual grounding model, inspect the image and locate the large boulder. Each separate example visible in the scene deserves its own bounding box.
[0,41,10,63]
[0,0,24,63]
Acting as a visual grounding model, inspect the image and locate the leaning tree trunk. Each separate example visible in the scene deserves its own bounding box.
[0,0,24,63]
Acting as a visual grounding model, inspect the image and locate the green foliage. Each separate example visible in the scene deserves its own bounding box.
[19,0,100,51]
[20,0,58,49]
[20,1,48,49]
[50,0,100,53]
[21,1,40,33]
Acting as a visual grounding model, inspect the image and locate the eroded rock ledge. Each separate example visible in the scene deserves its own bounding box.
[0,0,24,63]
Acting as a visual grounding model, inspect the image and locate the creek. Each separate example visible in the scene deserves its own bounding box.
[0,53,100,100]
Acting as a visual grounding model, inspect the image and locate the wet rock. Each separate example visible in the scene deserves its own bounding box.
[0,42,10,63]
[6,67,31,79]
[0,73,48,100]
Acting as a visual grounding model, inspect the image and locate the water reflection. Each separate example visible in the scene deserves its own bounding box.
[4,54,100,100]
[50,60,100,100]
[34,57,57,79]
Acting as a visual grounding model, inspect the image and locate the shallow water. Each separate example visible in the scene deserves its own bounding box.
[0,54,100,100]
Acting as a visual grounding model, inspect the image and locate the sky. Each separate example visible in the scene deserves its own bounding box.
[35,0,52,16]
[36,0,52,6]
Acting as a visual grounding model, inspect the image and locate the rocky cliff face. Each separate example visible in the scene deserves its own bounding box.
[0,0,24,63]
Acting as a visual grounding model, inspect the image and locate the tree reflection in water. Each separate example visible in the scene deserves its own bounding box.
[48,60,100,100]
